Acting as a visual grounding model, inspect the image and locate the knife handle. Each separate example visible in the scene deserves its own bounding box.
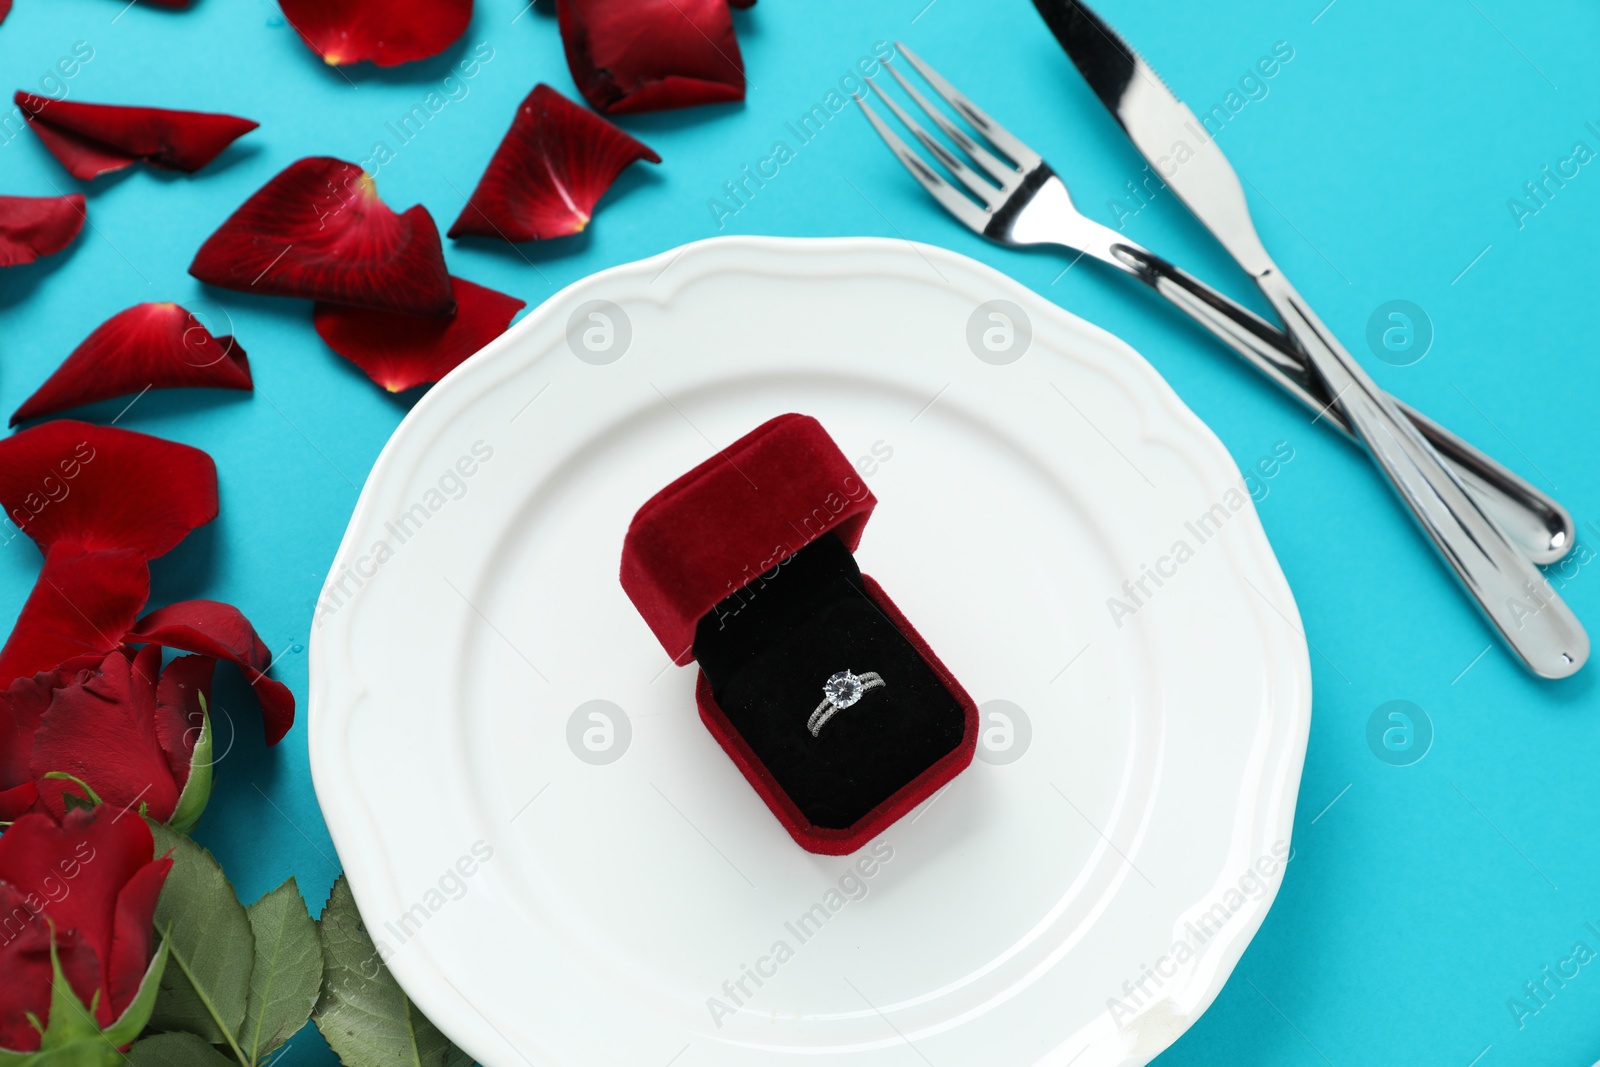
[1107,243,1574,566]
[1255,267,1588,679]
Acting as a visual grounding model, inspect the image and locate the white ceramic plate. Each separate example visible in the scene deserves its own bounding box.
[309,236,1311,1067]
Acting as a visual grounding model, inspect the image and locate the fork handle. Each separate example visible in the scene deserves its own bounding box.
[1105,242,1574,567]
[1257,267,1587,679]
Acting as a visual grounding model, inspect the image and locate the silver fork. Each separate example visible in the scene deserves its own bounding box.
[855,43,1573,568]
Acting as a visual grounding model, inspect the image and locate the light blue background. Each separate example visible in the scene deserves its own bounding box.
[2,0,1598,1064]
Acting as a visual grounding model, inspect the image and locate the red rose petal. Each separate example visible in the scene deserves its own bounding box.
[12,303,252,425]
[0,784,35,822]
[13,92,258,180]
[0,545,150,689]
[448,84,659,243]
[557,0,746,114]
[0,194,86,268]
[313,275,524,392]
[107,854,172,1017]
[127,600,294,745]
[0,884,82,1049]
[280,0,472,68]
[0,421,218,560]
[190,157,455,316]
[0,1,11,25]
[31,646,184,824]
[0,809,168,1031]
[0,657,98,792]
[1,681,49,795]
[154,654,213,787]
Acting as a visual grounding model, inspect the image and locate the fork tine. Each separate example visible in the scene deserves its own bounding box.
[895,42,1043,171]
[854,93,992,236]
[883,64,1017,186]
[867,78,1005,205]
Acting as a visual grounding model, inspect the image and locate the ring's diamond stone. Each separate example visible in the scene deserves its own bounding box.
[824,670,864,708]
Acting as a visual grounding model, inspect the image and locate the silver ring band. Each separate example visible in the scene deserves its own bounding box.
[808,670,886,736]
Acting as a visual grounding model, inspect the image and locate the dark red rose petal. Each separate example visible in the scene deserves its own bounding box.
[0,421,218,560]
[1,680,47,794]
[31,646,184,823]
[0,784,35,822]
[13,303,252,425]
[127,600,294,745]
[280,0,472,68]
[313,275,524,392]
[0,808,169,1031]
[0,194,86,268]
[0,884,52,1049]
[107,854,171,1017]
[13,92,258,180]
[154,654,213,787]
[557,0,745,114]
[0,656,99,792]
[0,545,150,689]
[0,1,11,25]
[448,84,658,243]
[0,885,95,1049]
[190,157,455,317]
[0,661,92,826]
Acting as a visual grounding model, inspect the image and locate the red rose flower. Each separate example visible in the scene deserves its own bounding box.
[20,645,214,828]
[0,423,294,748]
[0,808,171,1052]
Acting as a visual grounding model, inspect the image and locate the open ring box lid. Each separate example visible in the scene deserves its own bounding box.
[620,413,978,854]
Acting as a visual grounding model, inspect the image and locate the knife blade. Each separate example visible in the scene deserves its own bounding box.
[1032,0,1590,679]
[1031,0,1274,276]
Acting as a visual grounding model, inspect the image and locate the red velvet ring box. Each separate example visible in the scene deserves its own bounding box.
[620,413,978,854]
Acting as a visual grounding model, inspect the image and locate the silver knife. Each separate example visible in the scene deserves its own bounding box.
[1034,0,1588,679]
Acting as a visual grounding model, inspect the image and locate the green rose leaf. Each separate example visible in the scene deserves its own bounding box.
[98,938,169,1049]
[40,773,101,811]
[34,937,106,1050]
[241,878,322,1063]
[313,875,472,1067]
[125,1033,237,1067]
[146,822,254,1061]
[0,1041,126,1067]
[166,696,214,836]
[0,933,166,1067]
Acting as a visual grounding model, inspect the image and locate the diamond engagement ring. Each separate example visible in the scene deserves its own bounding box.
[807,670,886,736]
